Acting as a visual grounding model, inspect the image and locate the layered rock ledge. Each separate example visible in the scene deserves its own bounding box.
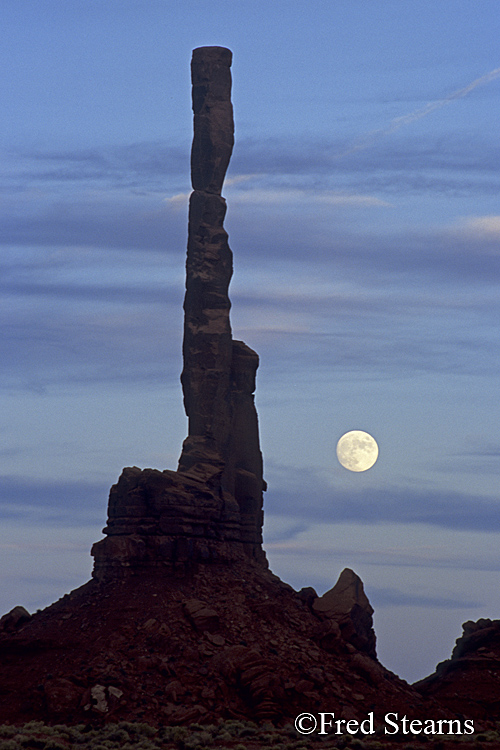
[91,465,264,580]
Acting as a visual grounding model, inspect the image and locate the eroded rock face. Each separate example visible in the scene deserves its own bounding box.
[189,46,234,194]
[91,463,265,579]
[312,568,376,657]
[92,47,265,579]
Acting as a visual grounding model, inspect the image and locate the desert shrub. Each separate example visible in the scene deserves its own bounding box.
[18,737,46,750]
[17,725,44,735]
[58,727,87,745]
[0,722,427,750]
[216,731,233,743]
[0,728,17,740]
[258,733,283,746]
[279,723,297,738]
[264,721,278,730]
[190,731,212,747]
[101,729,129,744]
[156,726,173,743]
[124,723,157,739]
[50,726,72,737]
[220,721,247,738]
[183,734,209,750]
[476,731,500,742]
[198,725,218,735]
[42,741,67,750]
[123,741,157,750]
[236,726,257,738]
[166,726,190,744]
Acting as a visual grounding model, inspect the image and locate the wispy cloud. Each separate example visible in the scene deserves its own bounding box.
[229,187,391,207]
[166,185,391,208]
[263,463,500,533]
[0,475,109,524]
[456,440,500,458]
[451,214,500,240]
[369,587,482,609]
[228,130,500,185]
[0,305,182,391]
[335,67,500,157]
[7,142,189,188]
[0,199,185,251]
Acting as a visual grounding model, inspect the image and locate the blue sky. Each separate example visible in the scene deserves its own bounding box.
[1,0,500,683]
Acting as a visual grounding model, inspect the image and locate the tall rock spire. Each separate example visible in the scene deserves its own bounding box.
[178,47,265,544]
[91,47,266,578]
[178,46,235,484]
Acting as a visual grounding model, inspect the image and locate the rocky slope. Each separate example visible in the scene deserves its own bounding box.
[0,564,439,727]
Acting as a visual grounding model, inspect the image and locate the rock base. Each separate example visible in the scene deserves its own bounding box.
[0,563,436,727]
[91,466,266,581]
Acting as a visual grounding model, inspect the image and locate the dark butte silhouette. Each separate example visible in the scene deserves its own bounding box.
[0,47,497,735]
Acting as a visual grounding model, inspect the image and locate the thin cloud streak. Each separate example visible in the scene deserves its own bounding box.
[4,129,498,202]
[167,186,392,208]
[369,587,482,609]
[0,475,109,524]
[335,67,500,157]
[265,540,500,577]
[263,464,500,533]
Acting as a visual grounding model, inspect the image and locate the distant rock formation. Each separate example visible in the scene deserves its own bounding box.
[415,618,500,719]
[92,47,265,579]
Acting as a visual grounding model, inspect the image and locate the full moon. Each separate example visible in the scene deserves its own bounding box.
[336,430,379,472]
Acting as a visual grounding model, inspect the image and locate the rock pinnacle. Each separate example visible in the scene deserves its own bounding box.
[91,47,266,577]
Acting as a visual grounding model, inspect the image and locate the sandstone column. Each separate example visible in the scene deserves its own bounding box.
[92,48,266,578]
[178,47,265,543]
[178,46,235,485]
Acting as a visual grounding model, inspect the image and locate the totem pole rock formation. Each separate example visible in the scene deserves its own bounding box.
[91,47,266,579]
[178,47,265,525]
